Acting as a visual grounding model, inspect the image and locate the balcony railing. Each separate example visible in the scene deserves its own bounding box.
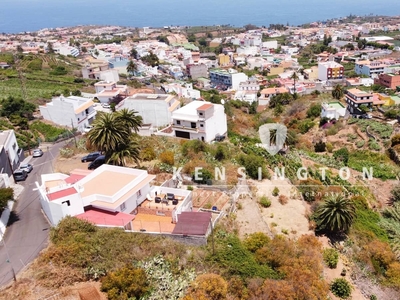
[172,124,198,132]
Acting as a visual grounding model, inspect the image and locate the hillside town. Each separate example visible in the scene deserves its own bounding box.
[1,14,400,300]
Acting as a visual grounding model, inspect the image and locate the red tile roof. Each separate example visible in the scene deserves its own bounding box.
[65,174,86,184]
[197,103,213,111]
[47,187,78,201]
[76,208,135,227]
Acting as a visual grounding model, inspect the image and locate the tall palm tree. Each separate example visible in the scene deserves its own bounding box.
[115,108,143,133]
[332,84,344,100]
[109,136,141,167]
[126,59,137,75]
[87,112,129,155]
[290,72,299,95]
[315,194,356,233]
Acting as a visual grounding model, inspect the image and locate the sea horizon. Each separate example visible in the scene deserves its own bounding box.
[1,0,400,34]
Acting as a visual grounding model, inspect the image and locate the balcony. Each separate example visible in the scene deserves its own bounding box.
[172,124,198,132]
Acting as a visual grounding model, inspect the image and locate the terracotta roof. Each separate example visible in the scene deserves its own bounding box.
[65,174,86,184]
[47,187,78,201]
[76,208,135,227]
[197,103,213,111]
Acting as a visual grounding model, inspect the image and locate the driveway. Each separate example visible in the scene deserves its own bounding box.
[0,141,65,287]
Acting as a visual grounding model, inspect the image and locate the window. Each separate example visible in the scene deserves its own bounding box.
[199,112,203,116]
[120,202,126,211]
[191,122,196,128]
[177,120,181,125]
[62,200,70,206]
[137,190,142,198]
[200,124,204,127]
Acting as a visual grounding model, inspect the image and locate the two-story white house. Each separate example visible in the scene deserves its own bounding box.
[39,95,97,132]
[171,101,227,142]
[117,94,181,128]
[94,81,128,104]
[36,165,193,229]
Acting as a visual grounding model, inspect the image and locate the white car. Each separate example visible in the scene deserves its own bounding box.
[101,103,111,109]
[32,149,43,157]
[83,125,93,133]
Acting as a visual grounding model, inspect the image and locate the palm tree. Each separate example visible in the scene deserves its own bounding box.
[332,84,344,100]
[115,108,143,133]
[109,136,141,167]
[290,72,299,95]
[126,59,137,75]
[87,112,129,155]
[315,194,356,233]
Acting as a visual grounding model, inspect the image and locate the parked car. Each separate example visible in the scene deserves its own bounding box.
[20,163,33,173]
[13,169,28,182]
[215,135,226,142]
[101,103,111,109]
[32,149,43,157]
[83,125,93,133]
[88,155,106,170]
[81,151,101,163]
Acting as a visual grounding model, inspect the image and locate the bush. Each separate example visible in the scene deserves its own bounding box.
[278,195,289,205]
[330,278,352,299]
[237,154,268,180]
[298,119,314,134]
[306,103,322,119]
[141,147,156,161]
[101,265,150,300]
[259,196,271,208]
[272,187,279,197]
[243,232,270,252]
[314,141,326,152]
[356,140,365,148]
[192,168,213,184]
[391,134,400,147]
[323,248,339,269]
[50,66,68,75]
[0,187,14,213]
[333,147,349,165]
[391,184,400,202]
[159,151,175,166]
[214,144,227,161]
[326,142,333,153]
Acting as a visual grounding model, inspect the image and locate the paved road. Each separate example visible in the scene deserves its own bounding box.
[0,142,65,287]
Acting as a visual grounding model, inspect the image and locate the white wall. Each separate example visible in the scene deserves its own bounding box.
[231,73,248,91]
[119,99,172,128]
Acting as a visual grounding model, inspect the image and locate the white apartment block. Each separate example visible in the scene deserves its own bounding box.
[318,61,344,81]
[117,94,180,128]
[162,82,201,100]
[171,101,227,143]
[39,96,97,132]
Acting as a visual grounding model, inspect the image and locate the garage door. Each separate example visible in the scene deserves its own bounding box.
[175,130,190,139]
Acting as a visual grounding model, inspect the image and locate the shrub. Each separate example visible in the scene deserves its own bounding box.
[356,140,365,148]
[244,232,270,253]
[391,134,400,147]
[306,103,322,119]
[259,196,271,208]
[59,147,74,158]
[183,274,228,300]
[187,185,193,191]
[141,147,156,161]
[298,119,314,134]
[192,168,213,184]
[330,278,352,299]
[323,248,339,269]
[384,109,398,119]
[333,147,349,165]
[237,154,268,180]
[314,141,326,152]
[391,184,400,202]
[159,151,175,166]
[214,144,227,161]
[370,295,377,300]
[50,65,68,75]
[101,265,150,300]
[368,140,381,151]
[278,195,289,205]
[326,142,333,153]
[0,187,14,213]
[272,187,279,197]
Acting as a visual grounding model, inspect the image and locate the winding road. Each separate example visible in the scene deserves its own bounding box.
[0,141,65,288]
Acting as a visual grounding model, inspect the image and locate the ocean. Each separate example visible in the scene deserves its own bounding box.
[1,0,400,34]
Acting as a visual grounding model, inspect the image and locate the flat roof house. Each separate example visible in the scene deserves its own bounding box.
[345,88,373,115]
[321,102,347,120]
[39,95,97,133]
[36,165,193,230]
[171,101,227,143]
[117,94,180,128]
[94,81,128,104]
[374,73,400,90]
[0,130,24,177]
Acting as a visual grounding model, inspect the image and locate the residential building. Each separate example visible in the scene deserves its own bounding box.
[94,81,128,103]
[36,165,193,228]
[354,60,400,78]
[321,102,347,120]
[345,88,373,114]
[318,61,344,81]
[171,101,227,142]
[218,54,230,66]
[82,64,119,82]
[345,77,374,87]
[117,94,180,128]
[374,73,400,90]
[238,78,260,92]
[0,130,24,177]
[186,64,208,79]
[39,95,97,132]
[209,69,248,90]
[258,87,288,106]
[233,91,258,103]
[162,82,201,100]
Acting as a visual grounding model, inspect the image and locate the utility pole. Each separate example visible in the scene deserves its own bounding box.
[5,151,16,184]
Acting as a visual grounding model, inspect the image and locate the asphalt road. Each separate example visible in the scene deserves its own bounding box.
[0,141,65,287]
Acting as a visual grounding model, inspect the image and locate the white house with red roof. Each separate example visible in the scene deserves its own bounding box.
[36,165,192,229]
[171,101,227,142]
[94,81,128,104]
